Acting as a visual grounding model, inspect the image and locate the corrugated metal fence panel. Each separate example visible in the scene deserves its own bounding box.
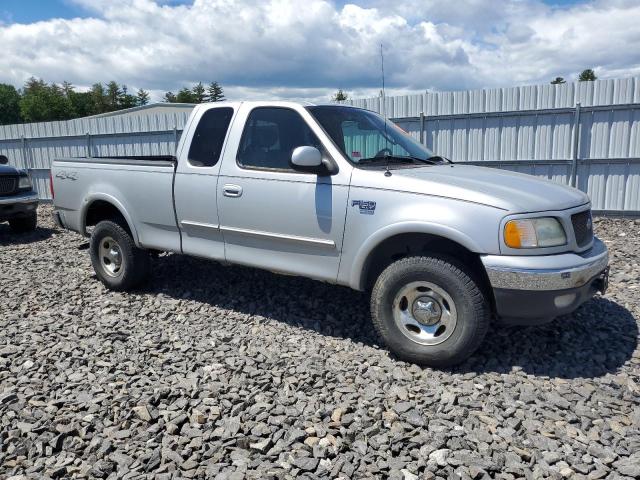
[352,77,640,213]
[353,77,640,115]
[0,108,192,141]
[2,81,640,211]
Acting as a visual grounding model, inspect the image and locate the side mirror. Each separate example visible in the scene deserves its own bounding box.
[291,146,322,169]
[0,155,8,165]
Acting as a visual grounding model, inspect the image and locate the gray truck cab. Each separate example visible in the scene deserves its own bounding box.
[0,155,38,233]
[51,102,609,367]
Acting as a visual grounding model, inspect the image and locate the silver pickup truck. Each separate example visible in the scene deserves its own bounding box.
[51,101,609,366]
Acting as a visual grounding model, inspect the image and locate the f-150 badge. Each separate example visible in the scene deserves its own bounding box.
[352,200,376,215]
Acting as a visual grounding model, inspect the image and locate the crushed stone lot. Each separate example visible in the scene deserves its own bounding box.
[0,205,638,480]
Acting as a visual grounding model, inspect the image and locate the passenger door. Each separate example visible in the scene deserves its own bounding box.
[217,104,351,283]
[174,105,235,259]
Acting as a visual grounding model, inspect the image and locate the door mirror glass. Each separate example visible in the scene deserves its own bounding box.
[291,146,322,168]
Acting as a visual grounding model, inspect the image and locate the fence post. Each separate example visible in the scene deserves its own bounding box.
[570,102,581,187]
[419,111,425,146]
[20,136,28,169]
[86,132,92,158]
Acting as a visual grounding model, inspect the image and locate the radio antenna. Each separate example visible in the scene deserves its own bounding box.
[380,43,391,177]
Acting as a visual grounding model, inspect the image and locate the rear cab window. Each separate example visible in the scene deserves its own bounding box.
[187,107,234,167]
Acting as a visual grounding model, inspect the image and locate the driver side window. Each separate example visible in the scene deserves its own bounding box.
[237,107,323,171]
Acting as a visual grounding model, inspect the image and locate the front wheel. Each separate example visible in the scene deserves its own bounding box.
[371,256,490,367]
[90,220,150,291]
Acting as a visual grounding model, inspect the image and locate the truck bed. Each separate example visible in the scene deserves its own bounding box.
[52,156,180,252]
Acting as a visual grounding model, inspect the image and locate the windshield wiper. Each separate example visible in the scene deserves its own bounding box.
[426,155,453,164]
[359,155,440,165]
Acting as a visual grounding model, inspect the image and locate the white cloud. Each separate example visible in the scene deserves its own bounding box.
[0,0,639,102]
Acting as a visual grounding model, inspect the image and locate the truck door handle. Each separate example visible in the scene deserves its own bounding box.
[223,184,243,197]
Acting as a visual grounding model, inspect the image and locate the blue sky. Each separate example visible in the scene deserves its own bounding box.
[0,0,194,23]
[1,0,589,24]
[0,0,638,102]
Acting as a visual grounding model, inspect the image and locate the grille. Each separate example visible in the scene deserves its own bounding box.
[571,210,593,248]
[0,176,17,196]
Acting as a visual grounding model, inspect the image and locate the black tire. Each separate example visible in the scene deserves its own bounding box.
[90,220,150,291]
[9,213,37,233]
[371,256,490,367]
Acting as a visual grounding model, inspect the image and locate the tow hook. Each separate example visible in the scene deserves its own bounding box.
[593,266,610,295]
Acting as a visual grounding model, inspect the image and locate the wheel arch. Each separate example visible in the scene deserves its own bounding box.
[81,194,140,246]
[352,223,493,304]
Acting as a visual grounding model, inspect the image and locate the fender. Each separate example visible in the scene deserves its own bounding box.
[80,192,141,247]
[348,221,485,290]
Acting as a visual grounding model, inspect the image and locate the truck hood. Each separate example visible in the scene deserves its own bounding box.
[351,164,589,212]
[0,164,21,175]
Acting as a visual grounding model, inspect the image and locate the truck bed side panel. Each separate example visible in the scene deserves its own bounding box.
[52,159,180,252]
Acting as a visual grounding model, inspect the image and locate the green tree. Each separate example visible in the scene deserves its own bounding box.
[192,82,207,103]
[578,69,597,81]
[176,87,197,103]
[105,81,122,111]
[136,89,150,106]
[118,85,138,109]
[550,77,566,85]
[332,89,348,101]
[19,78,74,122]
[68,90,94,118]
[89,83,108,114]
[164,91,177,103]
[207,81,225,102]
[0,84,22,125]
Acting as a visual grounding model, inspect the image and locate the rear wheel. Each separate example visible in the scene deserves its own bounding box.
[371,256,490,367]
[90,220,150,291]
[9,213,37,233]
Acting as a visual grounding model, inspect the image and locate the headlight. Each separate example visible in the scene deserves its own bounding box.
[18,175,32,189]
[504,217,567,248]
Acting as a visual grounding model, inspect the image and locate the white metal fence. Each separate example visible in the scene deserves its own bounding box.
[1,78,639,214]
[0,105,194,200]
[346,77,640,215]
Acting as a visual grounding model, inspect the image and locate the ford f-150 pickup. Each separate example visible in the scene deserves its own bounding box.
[0,155,38,232]
[51,101,609,366]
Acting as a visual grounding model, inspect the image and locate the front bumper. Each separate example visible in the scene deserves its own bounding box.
[0,191,39,221]
[482,237,609,324]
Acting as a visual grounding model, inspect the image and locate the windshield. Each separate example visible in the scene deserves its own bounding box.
[306,105,435,165]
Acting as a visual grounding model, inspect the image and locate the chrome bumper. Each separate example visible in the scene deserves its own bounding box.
[0,191,39,205]
[481,237,609,291]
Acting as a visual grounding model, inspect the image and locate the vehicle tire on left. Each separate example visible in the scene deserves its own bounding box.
[90,219,150,291]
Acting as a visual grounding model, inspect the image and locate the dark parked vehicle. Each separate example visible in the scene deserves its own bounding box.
[0,155,38,233]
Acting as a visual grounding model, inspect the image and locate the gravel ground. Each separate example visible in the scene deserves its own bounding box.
[0,206,638,480]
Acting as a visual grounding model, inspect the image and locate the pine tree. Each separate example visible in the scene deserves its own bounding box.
[136,89,150,106]
[105,81,122,111]
[117,85,138,109]
[578,69,597,82]
[550,77,566,85]
[90,83,107,114]
[192,82,207,103]
[332,89,348,101]
[207,81,225,102]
